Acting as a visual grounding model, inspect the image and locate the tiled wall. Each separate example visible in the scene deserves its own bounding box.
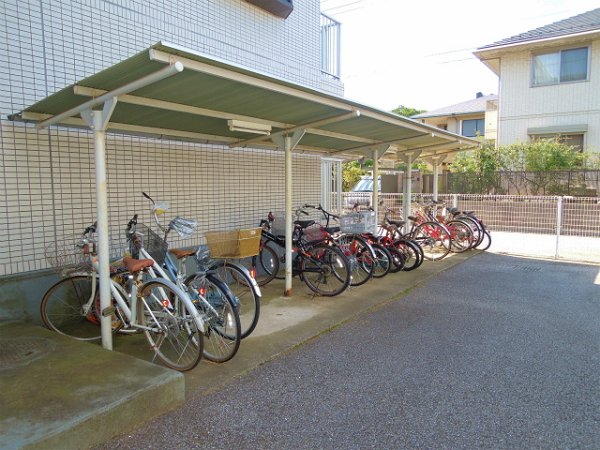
[0,0,337,278]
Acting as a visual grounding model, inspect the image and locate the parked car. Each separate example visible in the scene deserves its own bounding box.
[344,176,381,208]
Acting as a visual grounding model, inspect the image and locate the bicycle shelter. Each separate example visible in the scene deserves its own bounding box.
[10,42,479,350]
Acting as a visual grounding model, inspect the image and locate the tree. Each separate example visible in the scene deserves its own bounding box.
[342,161,365,191]
[392,105,426,117]
[449,137,593,195]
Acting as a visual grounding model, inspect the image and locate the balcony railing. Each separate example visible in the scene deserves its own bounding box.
[320,13,341,79]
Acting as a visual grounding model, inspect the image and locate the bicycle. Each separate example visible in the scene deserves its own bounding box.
[252,208,352,296]
[41,223,204,371]
[300,204,377,286]
[133,193,242,363]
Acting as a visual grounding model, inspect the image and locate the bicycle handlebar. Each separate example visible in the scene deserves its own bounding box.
[83,222,97,235]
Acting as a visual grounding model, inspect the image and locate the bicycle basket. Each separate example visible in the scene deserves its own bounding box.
[302,224,328,242]
[130,223,168,265]
[169,216,197,238]
[204,228,262,259]
[44,236,90,271]
[340,211,377,234]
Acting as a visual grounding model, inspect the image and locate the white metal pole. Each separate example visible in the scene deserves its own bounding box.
[81,99,117,351]
[336,160,342,214]
[403,153,413,229]
[93,122,113,350]
[372,149,379,220]
[272,129,304,297]
[555,196,563,259]
[285,135,293,296]
[433,158,439,201]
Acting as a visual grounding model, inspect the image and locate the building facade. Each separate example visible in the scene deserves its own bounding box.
[412,93,498,144]
[0,0,341,320]
[474,8,600,152]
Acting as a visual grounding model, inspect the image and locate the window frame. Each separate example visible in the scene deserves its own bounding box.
[461,118,485,138]
[530,45,590,87]
[528,133,586,152]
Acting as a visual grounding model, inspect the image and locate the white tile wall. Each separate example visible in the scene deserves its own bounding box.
[0,0,335,276]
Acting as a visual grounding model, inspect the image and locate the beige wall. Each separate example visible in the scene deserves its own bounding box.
[0,122,322,276]
[497,37,600,151]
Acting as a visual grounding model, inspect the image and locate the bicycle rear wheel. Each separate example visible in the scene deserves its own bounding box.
[412,222,451,261]
[41,275,101,341]
[210,261,260,339]
[138,279,203,371]
[300,244,350,296]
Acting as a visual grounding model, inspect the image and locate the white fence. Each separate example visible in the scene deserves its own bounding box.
[341,193,600,263]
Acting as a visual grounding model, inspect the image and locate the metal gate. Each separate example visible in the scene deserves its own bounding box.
[321,158,342,214]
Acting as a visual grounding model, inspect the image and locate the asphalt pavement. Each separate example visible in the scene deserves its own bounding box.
[97,252,600,449]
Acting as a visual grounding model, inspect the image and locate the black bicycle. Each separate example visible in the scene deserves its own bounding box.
[251,209,352,296]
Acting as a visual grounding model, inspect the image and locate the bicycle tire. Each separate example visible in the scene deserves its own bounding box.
[476,229,492,251]
[41,275,101,341]
[393,239,422,271]
[412,222,451,261]
[210,261,260,339]
[138,279,203,371]
[300,244,351,296]
[335,234,375,287]
[370,243,392,278]
[446,219,474,253]
[386,245,405,273]
[250,243,279,286]
[456,215,483,248]
[187,274,241,363]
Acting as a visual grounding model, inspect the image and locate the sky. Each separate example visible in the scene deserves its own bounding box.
[320,0,600,112]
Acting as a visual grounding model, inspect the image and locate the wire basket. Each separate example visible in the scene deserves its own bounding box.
[340,211,377,234]
[204,228,262,259]
[130,224,168,265]
[302,224,329,242]
[44,236,89,271]
[269,211,286,236]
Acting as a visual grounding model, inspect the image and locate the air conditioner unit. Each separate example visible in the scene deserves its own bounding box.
[244,0,294,19]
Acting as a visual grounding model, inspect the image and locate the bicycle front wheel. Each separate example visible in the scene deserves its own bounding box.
[191,274,241,363]
[41,275,101,341]
[446,219,474,253]
[412,222,451,261]
[370,243,392,278]
[138,280,203,371]
[335,234,375,286]
[300,244,351,296]
[211,261,260,339]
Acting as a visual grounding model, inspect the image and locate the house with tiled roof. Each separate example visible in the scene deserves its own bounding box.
[473,8,600,152]
[412,93,499,143]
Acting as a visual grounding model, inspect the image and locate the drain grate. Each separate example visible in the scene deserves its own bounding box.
[0,337,55,370]
[511,264,542,272]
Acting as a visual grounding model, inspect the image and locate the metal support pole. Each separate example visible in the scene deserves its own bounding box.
[81,98,117,351]
[284,136,293,296]
[336,160,342,214]
[403,154,412,229]
[432,159,440,201]
[272,129,305,297]
[555,196,563,259]
[372,149,379,220]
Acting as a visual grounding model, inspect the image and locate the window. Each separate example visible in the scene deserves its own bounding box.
[532,47,588,86]
[462,119,485,137]
[530,134,585,151]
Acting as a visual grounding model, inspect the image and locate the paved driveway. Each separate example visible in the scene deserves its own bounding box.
[100,253,600,449]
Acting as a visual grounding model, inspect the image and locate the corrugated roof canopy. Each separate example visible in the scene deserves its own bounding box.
[13,42,478,160]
